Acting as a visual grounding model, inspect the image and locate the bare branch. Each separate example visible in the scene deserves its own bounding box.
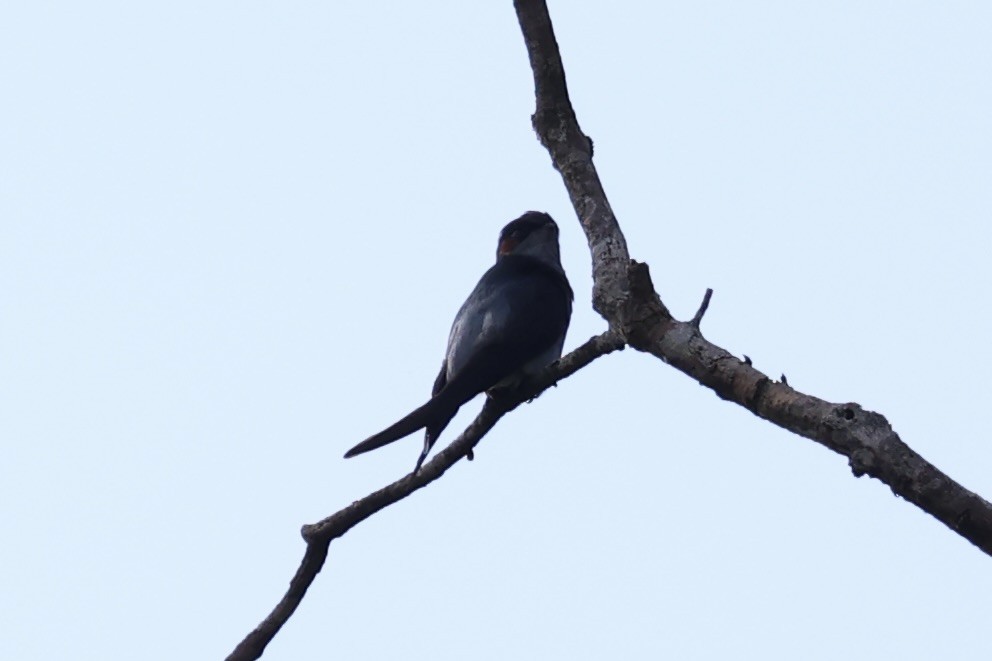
[230,3,990,657]
[513,0,638,324]
[302,330,624,545]
[514,0,992,556]
[635,305,992,555]
[225,544,328,661]
[226,331,625,661]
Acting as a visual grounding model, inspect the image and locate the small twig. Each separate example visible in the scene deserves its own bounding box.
[689,288,713,329]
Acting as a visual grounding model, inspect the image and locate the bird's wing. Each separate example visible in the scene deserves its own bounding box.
[442,255,572,393]
[430,359,448,397]
[343,256,571,462]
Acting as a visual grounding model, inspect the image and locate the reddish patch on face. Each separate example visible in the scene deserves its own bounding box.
[497,237,519,256]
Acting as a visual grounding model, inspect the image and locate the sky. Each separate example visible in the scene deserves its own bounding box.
[2,2,991,659]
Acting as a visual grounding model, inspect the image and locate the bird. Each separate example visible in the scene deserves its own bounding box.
[344,211,573,473]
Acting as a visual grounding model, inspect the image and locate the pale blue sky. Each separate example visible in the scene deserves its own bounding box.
[2,2,990,660]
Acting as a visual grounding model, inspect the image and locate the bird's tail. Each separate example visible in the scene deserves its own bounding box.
[343,389,462,459]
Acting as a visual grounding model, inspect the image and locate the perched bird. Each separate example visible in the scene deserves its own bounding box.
[344,211,573,472]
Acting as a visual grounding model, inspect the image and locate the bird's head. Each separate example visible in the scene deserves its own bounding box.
[496,211,563,266]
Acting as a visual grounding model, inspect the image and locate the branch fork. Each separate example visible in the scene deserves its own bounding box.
[228,2,992,658]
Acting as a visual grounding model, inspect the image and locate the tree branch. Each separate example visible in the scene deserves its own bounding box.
[514,0,992,556]
[226,331,625,661]
[514,0,637,324]
[229,3,990,657]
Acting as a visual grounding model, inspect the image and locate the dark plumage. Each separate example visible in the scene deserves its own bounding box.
[344,211,573,472]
